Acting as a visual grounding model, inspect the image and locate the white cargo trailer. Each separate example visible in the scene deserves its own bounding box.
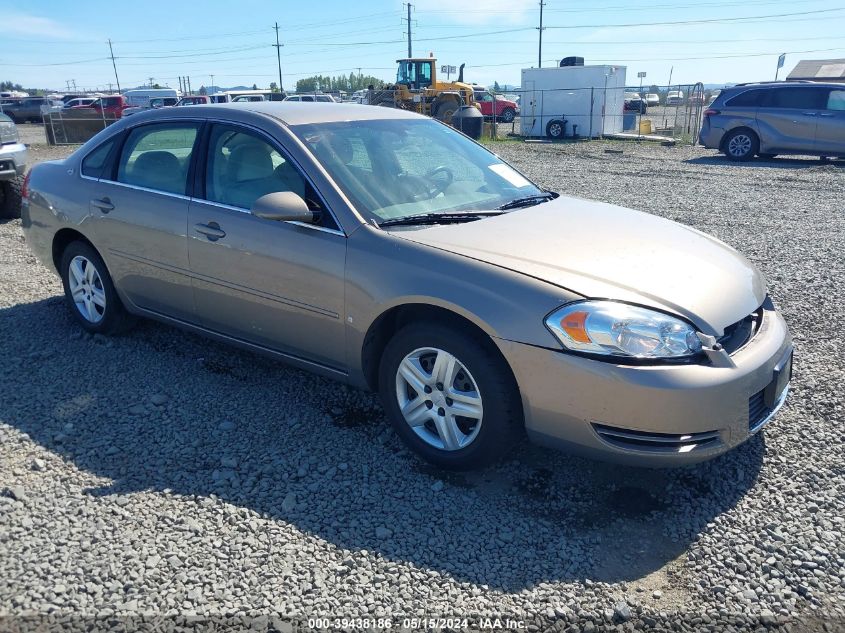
[520,65,627,139]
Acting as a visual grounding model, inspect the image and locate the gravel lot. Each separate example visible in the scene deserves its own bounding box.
[1,127,844,631]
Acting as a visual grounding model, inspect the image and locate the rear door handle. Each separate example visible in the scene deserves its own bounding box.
[90,197,114,213]
[194,222,226,240]
[801,112,818,116]
[819,112,835,117]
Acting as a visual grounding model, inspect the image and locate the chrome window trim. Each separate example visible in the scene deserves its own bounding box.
[93,178,193,201]
[190,197,345,236]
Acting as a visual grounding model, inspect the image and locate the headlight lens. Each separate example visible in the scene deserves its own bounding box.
[545,301,702,359]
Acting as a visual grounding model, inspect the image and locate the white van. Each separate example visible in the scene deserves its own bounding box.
[122,88,180,108]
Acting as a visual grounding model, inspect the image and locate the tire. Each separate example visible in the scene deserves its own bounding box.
[0,176,23,219]
[500,107,515,123]
[723,129,758,161]
[546,119,565,139]
[434,100,459,123]
[59,241,134,335]
[378,321,523,470]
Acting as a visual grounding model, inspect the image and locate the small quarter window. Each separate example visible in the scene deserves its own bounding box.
[81,139,116,179]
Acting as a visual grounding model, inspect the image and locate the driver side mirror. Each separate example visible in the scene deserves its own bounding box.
[251,191,316,223]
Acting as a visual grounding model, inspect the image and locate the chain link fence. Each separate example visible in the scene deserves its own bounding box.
[42,107,119,145]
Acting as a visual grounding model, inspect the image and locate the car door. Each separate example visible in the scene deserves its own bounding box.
[86,121,200,321]
[756,87,827,152]
[815,88,845,155]
[187,123,347,370]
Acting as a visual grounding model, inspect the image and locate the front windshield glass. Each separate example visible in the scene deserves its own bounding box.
[291,119,544,223]
[397,61,415,86]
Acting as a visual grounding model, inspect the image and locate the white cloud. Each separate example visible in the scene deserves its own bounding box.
[4,12,78,39]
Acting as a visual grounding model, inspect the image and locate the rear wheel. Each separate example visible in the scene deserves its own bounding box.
[0,176,23,219]
[723,129,758,161]
[546,119,566,139]
[378,322,522,470]
[434,100,459,123]
[59,241,134,335]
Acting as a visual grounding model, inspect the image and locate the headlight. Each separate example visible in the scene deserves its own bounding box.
[544,301,702,359]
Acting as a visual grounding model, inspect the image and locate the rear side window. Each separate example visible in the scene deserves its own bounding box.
[81,139,116,179]
[827,90,845,111]
[725,89,765,107]
[116,123,199,195]
[763,87,827,109]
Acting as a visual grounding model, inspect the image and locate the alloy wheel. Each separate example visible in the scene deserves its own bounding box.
[727,134,752,158]
[395,347,483,451]
[68,255,106,323]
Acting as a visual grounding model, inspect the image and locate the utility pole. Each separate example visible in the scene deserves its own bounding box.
[537,0,545,68]
[178,77,183,93]
[273,22,284,92]
[65,80,71,92]
[403,3,413,58]
[148,77,154,88]
[107,39,121,93]
[107,82,113,93]
[72,79,78,92]
[210,74,214,93]
[187,76,192,96]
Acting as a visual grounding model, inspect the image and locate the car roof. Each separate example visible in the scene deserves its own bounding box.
[126,101,425,126]
[725,81,844,91]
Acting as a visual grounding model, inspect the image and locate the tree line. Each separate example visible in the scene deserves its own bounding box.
[295,74,386,93]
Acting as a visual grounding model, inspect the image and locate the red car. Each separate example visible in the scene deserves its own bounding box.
[72,95,127,118]
[473,91,519,123]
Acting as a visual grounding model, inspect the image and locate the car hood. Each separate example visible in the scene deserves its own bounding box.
[393,196,766,335]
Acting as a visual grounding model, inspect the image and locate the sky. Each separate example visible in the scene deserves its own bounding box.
[3,0,845,93]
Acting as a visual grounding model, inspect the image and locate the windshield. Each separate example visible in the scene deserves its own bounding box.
[291,119,545,224]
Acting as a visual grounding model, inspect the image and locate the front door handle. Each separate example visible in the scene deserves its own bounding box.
[801,111,818,116]
[194,222,226,240]
[90,197,114,213]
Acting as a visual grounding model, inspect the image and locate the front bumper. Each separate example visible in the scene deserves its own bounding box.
[0,142,27,181]
[496,305,792,466]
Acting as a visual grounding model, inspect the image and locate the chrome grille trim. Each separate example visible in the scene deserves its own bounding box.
[592,423,722,454]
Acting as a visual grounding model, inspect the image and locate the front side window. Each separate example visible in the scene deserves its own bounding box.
[397,61,416,86]
[827,90,845,111]
[205,125,308,210]
[293,119,544,223]
[116,123,199,195]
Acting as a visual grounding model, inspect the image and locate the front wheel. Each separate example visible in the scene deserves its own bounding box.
[60,241,134,335]
[0,176,23,219]
[723,129,758,161]
[378,322,523,470]
[500,107,515,123]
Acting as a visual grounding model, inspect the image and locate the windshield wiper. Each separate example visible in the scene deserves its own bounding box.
[496,193,555,211]
[378,211,506,228]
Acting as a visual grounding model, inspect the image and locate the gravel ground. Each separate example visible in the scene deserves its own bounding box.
[1,132,844,632]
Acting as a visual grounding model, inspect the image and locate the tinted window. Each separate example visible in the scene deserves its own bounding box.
[81,139,116,179]
[725,89,765,107]
[764,87,827,109]
[205,125,308,210]
[827,90,845,111]
[117,123,199,194]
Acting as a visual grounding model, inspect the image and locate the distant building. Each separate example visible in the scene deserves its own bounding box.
[786,58,845,83]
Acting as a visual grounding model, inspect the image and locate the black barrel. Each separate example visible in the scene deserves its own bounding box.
[451,105,484,140]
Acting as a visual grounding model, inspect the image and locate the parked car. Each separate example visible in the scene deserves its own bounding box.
[645,93,660,107]
[699,82,845,161]
[74,95,128,119]
[284,94,336,103]
[123,96,179,117]
[63,98,97,110]
[623,92,647,114]
[21,103,792,469]
[176,96,211,106]
[0,113,27,218]
[666,91,684,106]
[473,91,519,123]
[2,97,59,123]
